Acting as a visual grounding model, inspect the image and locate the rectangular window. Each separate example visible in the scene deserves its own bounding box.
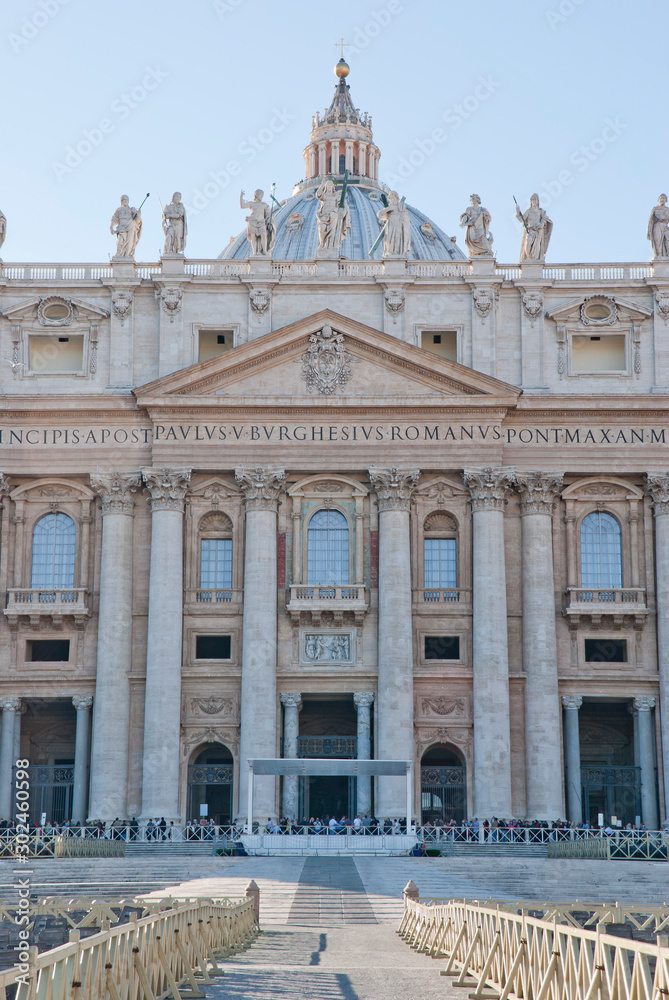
[584,638,627,663]
[195,635,231,659]
[198,329,234,362]
[571,334,626,373]
[29,335,84,373]
[27,639,70,662]
[424,636,460,660]
[424,538,456,588]
[200,538,233,589]
[421,330,457,362]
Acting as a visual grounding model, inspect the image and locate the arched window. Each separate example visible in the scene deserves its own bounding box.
[307,508,349,585]
[31,513,76,588]
[580,511,622,588]
[423,512,457,589]
[199,512,232,590]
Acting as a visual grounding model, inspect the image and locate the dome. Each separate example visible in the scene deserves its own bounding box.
[219,62,467,262]
[220,184,466,262]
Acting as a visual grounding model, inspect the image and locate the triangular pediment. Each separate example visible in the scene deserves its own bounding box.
[134,310,520,403]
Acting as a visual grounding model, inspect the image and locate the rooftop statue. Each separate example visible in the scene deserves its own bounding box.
[516,193,553,262]
[647,194,669,260]
[110,195,142,259]
[316,177,350,251]
[377,191,411,257]
[0,208,6,253]
[162,192,187,255]
[240,189,273,256]
[460,194,493,257]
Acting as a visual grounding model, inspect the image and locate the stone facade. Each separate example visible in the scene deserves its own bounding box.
[0,63,666,827]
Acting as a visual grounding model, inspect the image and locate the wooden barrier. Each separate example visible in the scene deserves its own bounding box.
[3,897,258,997]
[398,896,669,1000]
[54,836,125,858]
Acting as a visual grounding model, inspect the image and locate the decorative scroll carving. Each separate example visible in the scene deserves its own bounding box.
[304,633,351,662]
[312,482,344,493]
[522,291,544,321]
[579,484,627,497]
[0,697,20,712]
[633,696,656,711]
[249,288,270,314]
[369,467,420,512]
[420,697,467,717]
[112,291,133,324]
[515,472,563,516]
[561,695,583,710]
[235,467,286,511]
[90,471,142,515]
[384,288,405,313]
[463,467,514,512]
[182,727,237,754]
[280,692,303,708]
[72,695,93,711]
[580,295,616,326]
[142,468,191,512]
[655,291,669,322]
[191,697,233,716]
[157,287,183,322]
[416,727,473,759]
[645,473,669,516]
[37,297,73,327]
[353,692,374,708]
[473,287,494,317]
[299,325,355,395]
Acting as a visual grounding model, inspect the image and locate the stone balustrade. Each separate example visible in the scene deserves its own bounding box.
[286,583,368,623]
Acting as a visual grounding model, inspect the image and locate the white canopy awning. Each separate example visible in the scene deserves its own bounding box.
[248,758,411,776]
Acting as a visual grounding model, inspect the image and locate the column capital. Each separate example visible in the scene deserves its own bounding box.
[0,697,20,712]
[0,474,9,498]
[646,473,669,515]
[353,692,375,708]
[142,468,191,512]
[561,695,583,710]
[91,471,142,515]
[515,472,564,516]
[368,467,420,512]
[235,467,286,511]
[633,696,656,711]
[464,467,514,512]
[72,695,93,711]
[280,692,302,709]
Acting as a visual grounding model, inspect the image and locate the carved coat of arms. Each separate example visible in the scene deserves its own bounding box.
[299,325,355,395]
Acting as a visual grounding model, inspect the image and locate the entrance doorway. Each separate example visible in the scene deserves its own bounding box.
[187,744,233,824]
[578,702,641,827]
[421,745,466,824]
[300,775,356,821]
[294,696,360,820]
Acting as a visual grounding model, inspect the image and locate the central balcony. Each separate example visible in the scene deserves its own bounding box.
[564,587,648,628]
[286,584,368,625]
[4,588,90,627]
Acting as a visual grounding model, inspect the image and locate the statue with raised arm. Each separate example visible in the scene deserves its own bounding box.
[377,190,411,257]
[162,191,187,254]
[459,193,493,257]
[647,194,669,259]
[316,177,350,250]
[516,193,552,261]
[0,208,6,253]
[110,195,142,259]
[240,189,272,255]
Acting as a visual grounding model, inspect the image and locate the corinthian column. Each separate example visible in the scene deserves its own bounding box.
[140,468,191,820]
[280,692,301,820]
[633,696,659,829]
[354,692,374,817]
[464,467,514,818]
[71,695,93,823]
[645,474,669,822]
[515,472,563,819]
[369,468,420,819]
[236,468,286,823]
[562,695,583,824]
[89,472,141,820]
[0,698,20,820]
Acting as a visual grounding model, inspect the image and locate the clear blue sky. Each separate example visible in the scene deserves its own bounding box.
[0,0,664,263]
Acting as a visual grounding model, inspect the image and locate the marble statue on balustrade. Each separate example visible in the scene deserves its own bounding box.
[377,190,411,257]
[162,192,187,255]
[516,194,553,262]
[240,189,273,255]
[316,177,350,250]
[647,194,669,259]
[0,208,6,253]
[460,194,494,257]
[110,195,142,259]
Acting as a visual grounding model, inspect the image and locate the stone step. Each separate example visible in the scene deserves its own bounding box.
[446,844,549,858]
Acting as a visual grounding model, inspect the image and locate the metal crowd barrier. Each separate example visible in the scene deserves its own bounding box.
[398,894,669,1000]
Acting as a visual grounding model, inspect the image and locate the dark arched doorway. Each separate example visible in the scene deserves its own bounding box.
[421,745,466,824]
[187,744,233,825]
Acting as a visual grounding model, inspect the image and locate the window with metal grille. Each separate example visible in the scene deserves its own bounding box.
[424,538,457,588]
[307,508,349,585]
[580,511,622,587]
[200,538,232,589]
[31,513,76,588]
